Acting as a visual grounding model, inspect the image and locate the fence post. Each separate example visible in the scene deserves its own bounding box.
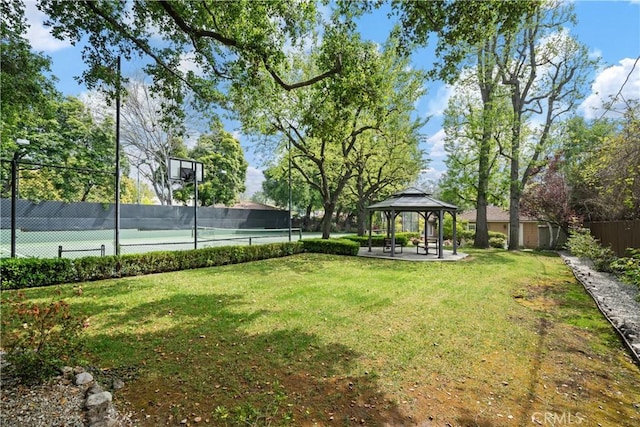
[58,245,63,258]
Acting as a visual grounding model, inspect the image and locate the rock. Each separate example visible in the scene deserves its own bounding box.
[90,419,119,427]
[112,378,125,390]
[87,383,104,396]
[86,401,114,424]
[75,372,94,385]
[85,391,112,408]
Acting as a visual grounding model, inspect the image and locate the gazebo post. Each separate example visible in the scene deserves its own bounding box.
[390,209,396,257]
[438,209,444,259]
[368,211,373,252]
[452,211,458,255]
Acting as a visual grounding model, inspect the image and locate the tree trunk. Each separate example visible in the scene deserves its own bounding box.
[320,201,336,239]
[356,199,367,236]
[508,137,521,250]
[474,101,493,249]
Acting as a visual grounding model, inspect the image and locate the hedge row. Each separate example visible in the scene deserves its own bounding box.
[0,242,304,290]
[0,239,365,290]
[341,233,413,247]
[300,238,360,256]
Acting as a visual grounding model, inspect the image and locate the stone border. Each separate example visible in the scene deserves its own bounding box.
[560,252,640,365]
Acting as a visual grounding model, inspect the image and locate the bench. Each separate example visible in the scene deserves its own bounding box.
[383,238,403,253]
[416,238,439,255]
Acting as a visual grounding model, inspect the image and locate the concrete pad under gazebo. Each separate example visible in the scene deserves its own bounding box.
[366,187,459,259]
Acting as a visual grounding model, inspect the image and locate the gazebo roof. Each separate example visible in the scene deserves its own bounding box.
[367,187,458,212]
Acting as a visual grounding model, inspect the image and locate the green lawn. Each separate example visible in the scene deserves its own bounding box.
[3,250,640,426]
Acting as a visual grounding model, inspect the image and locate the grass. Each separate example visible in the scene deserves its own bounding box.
[2,249,640,426]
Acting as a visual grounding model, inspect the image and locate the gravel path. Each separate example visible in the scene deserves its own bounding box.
[560,251,640,363]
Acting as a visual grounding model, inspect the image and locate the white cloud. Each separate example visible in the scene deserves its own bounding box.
[24,2,71,52]
[419,167,444,182]
[243,166,265,197]
[425,128,447,159]
[425,85,454,118]
[178,51,204,75]
[579,57,640,119]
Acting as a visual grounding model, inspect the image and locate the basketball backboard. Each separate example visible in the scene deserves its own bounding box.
[169,158,204,183]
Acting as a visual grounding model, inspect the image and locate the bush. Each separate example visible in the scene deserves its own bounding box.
[0,258,75,289]
[489,237,507,249]
[610,248,640,290]
[566,228,616,272]
[0,292,85,384]
[488,231,507,240]
[0,242,304,290]
[341,233,410,247]
[300,238,360,256]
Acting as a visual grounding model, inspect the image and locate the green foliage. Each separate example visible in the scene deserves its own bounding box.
[37,0,335,122]
[489,237,507,249]
[341,233,411,247]
[443,216,469,241]
[566,228,616,272]
[610,249,640,290]
[174,128,248,206]
[0,243,304,290]
[565,105,640,220]
[0,258,75,289]
[0,292,85,384]
[300,238,360,256]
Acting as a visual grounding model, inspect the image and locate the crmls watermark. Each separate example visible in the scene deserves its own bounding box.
[531,412,586,425]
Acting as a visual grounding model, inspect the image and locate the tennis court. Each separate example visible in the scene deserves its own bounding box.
[0,227,312,259]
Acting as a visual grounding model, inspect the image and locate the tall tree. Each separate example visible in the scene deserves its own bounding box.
[5,96,122,203]
[566,103,640,220]
[231,29,426,238]
[261,160,323,231]
[439,67,511,245]
[347,122,425,236]
[493,3,596,249]
[520,155,573,248]
[117,80,189,205]
[174,127,248,206]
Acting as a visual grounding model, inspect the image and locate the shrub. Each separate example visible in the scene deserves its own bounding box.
[0,242,304,290]
[610,248,640,290]
[489,237,507,249]
[488,231,507,240]
[0,292,85,384]
[341,233,410,247]
[0,258,75,290]
[566,228,616,272]
[301,238,360,256]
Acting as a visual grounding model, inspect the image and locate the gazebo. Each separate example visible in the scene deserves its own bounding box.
[367,187,459,258]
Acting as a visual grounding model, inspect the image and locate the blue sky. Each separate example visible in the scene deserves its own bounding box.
[23,0,640,197]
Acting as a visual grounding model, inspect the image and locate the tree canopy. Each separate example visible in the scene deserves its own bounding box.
[30,0,341,122]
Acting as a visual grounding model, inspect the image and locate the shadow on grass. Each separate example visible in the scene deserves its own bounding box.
[77,291,410,426]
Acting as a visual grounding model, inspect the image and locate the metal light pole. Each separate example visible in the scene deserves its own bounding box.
[288,139,292,241]
[194,172,198,250]
[115,56,122,256]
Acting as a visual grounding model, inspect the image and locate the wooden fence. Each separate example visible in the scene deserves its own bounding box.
[586,220,640,257]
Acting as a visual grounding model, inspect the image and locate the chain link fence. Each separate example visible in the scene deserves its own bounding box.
[1,159,292,259]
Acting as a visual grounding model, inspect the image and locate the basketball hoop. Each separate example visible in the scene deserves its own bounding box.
[169,157,204,183]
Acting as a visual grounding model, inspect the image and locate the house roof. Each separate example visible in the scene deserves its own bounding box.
[458,205,537,222]
[367,187,458,212]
